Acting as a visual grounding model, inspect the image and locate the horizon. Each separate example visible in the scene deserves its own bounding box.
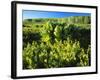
[23,10,91,20]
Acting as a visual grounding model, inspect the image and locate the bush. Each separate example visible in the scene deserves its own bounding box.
[22,16,91,69]
[23,38,90,69]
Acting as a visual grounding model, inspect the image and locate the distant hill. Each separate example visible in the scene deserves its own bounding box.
[23,16,91,25]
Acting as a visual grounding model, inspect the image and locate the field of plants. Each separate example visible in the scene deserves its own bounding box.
[22,16,91,69]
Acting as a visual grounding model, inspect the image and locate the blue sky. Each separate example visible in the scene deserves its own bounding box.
[23,10,90,20]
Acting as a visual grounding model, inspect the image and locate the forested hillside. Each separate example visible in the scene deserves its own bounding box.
[22,16,91,69]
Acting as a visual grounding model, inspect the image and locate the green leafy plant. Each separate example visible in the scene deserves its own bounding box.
[22,16,91,69]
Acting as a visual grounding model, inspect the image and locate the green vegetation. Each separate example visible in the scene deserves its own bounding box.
[23,16,91,69]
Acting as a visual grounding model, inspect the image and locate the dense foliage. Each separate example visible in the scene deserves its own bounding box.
[23,16,91,69]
